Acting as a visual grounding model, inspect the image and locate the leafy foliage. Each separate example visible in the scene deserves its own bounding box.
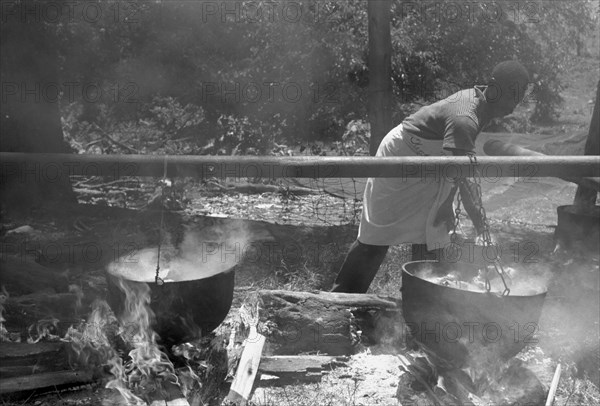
[49,0,599,153]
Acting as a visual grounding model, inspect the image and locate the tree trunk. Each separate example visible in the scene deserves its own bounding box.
[574,80,600,207]
[0,1,76,210]
[367,0,393,156]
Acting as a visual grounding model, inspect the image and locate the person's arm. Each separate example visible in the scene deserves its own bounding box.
[449,149,487,238]
[441,114,490,240]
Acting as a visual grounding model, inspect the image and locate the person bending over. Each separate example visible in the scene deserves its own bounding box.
[331,60,530,293]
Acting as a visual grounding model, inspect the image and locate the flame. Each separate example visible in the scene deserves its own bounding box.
[0,286,16,342]
[106,277,179,404]
[63,277,182,405]
[69,284,85,310]
[27,317,61,344]
[63,299,119,369]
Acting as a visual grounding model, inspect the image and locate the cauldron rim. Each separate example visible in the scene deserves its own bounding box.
[401,260,548,298]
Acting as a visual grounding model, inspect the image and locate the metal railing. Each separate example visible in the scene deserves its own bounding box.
[1,152,599,180]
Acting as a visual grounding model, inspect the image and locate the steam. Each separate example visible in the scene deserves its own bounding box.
[108,221,250,283]
[500,264,552,296]
[535,253,600,370]
[415,262,552,295]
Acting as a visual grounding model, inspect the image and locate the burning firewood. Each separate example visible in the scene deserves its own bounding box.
[394,348,547,406]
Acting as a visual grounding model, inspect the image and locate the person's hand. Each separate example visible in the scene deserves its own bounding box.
[433,186,458,229]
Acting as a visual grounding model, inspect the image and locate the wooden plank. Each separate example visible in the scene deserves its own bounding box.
[0,341,64,359]
[224,326,266,405]
[0,370,93,394]
[256,355,348,386]
[545,363,562,406]
[258,355,348,375]
[0,342,69,378]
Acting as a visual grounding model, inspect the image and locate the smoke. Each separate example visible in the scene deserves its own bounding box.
[535,254,600,371]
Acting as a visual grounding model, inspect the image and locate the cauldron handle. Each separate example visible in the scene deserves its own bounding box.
[489,259,511,296]
[465,153,511,296]
[155,159,169,287]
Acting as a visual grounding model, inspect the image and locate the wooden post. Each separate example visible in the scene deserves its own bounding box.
[367,0,393,156]
[574,80,600,207]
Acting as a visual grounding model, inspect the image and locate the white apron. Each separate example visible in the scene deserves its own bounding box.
[358,124,455,250]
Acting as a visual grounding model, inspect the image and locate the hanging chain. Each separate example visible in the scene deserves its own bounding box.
[467,153,511,296]
[155,158,168,286]
[450,191,462,243]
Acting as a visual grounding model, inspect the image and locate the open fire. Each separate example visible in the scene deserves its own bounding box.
[64,279,182,405]
[61,226,247,404]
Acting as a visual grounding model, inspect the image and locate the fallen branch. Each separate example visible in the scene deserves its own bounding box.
[206,182,317,196]
[90,124,139,154]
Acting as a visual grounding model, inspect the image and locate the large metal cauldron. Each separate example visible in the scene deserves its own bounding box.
[401,261,547,368]
[554,205,600,252]
[106,269,235,347]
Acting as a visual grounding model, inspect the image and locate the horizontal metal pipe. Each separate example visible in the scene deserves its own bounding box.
[1,152,599,179]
